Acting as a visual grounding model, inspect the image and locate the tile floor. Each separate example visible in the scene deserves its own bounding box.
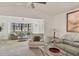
[0,40,43,56]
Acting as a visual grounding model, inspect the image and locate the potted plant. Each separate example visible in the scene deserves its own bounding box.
[27,31,31,35]
[27,31,31,39]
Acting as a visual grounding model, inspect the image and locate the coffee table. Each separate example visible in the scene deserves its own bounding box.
[39,43,68,56]
[39,47,63,56]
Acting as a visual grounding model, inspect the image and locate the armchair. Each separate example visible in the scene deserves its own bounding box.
[28,35,45,48]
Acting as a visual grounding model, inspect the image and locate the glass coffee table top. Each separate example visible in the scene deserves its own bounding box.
[39,43,70,56]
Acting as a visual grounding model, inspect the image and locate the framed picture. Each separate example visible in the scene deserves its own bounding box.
[67,10,79,32]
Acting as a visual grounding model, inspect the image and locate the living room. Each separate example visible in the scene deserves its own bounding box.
[0,2,79,56]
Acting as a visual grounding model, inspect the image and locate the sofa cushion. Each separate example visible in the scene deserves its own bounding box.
[63,40,73,46]
[55,43,66,50]
[62,34,74,41]
[29,42,44,46]
[28,41,45,48]
[55,38,63,43]
[55,43,79,56]
[63,40,79,48]
[64,44,79,56]
[73,37,79,42]
[72,42,79,48]
[33,36,41,41]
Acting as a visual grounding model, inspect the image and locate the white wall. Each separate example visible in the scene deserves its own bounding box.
[43,17,55,42]
[53,13,66,38]
[44,18,55,36]
[53,8,79,38]
[0,15,44,40]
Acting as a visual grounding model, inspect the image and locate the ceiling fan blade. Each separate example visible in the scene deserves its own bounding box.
[34,2,47,4]
[30,2,47,8]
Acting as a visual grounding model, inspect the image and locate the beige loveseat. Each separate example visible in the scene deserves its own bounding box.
[28,34,45,48]
[28,40,45,48]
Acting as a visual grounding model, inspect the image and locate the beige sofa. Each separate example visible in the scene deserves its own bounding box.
[54,34,79,56]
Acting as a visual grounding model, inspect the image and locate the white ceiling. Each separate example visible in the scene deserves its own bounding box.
[0,2,79,19]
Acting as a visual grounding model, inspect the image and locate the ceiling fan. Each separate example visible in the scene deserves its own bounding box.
[30,2,47,8]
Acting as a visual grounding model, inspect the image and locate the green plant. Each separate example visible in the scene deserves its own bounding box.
[27,31,31,35]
